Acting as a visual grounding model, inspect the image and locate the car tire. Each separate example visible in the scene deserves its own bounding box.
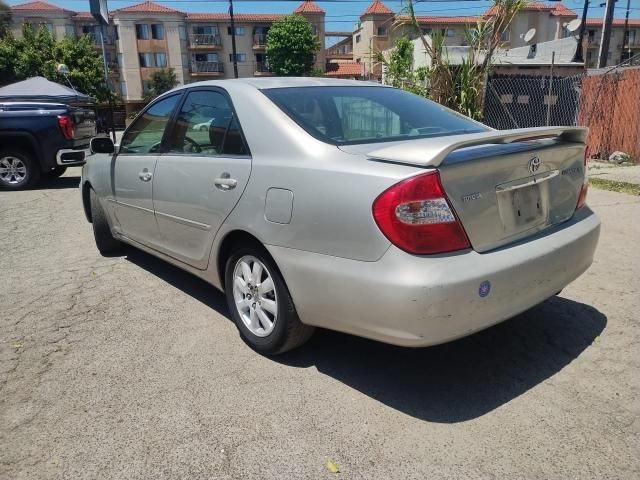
[200,126,207,132]
[0,148,40,190]
[225,243,314,355]
[44,166,67,179]
[90,188,122,255]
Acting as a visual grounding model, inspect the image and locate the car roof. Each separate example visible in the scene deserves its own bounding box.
[176,77,385,91]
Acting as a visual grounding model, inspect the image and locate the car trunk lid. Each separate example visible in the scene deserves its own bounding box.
[341,127,587,253]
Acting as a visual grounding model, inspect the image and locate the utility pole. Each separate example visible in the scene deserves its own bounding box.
[597,0,616,68]
[623,0,631,62]
[229,0,239,78]
[572,0,590,63]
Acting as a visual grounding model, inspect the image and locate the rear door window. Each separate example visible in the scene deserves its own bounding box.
[165,89,248,156]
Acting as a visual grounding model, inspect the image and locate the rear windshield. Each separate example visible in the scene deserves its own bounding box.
[262,86,487,145]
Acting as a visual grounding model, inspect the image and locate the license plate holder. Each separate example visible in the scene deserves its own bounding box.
[496,180,548,235]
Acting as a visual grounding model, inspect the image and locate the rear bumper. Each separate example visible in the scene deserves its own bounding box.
[267,207,600,347]
[56,147,89,166]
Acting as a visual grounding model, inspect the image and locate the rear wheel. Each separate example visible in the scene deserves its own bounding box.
[225,244,314,355]
[90,189,121,255]
[44,166,67,179]
[0,149,40,190]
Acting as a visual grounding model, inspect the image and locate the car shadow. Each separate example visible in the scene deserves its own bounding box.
[124,247,230,317]
[124,247,606,423]
[35,175,81,190]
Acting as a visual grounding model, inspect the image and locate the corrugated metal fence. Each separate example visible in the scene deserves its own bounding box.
[577,68,640,161]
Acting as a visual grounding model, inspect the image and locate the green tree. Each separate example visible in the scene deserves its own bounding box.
[377,0,526,120]
[144,67,179,102]
[0,25,113,102]
[265,15,320,76]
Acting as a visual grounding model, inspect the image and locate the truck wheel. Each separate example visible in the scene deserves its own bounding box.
[0,149,40,190]
[90,189,121,255]
[225,243,314,355]
[44,166,67,179]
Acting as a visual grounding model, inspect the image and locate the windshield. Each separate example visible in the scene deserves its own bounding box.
[262,86,488,146]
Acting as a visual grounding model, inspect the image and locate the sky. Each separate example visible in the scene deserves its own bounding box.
[9,0,640,40]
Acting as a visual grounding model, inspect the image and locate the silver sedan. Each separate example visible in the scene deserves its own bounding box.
[82,78,600,355]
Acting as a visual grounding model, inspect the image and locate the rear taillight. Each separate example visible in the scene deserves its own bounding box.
[576,149,589,210]
[576,183,588,210]
[372,171,471,255]
[57,114,74,140]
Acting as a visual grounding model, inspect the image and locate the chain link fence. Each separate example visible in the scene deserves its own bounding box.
[483,54,640,162]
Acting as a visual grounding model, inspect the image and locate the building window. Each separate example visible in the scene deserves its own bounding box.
[114,25,119,40]
[355,34,361,43]
[136,24,150,40]
[194,52,219,62]
[155,53,167,67]
[179,25,186,40]
[151,24,164,40]
[441,28,455,37]
[421,27,432,35]
[227,26,245,36]
[139,52,153,67]
[500,30,510,42]
[117,53,123,67]
[24,22,53,34]
[229,53,247,62]
[377,26,386,36]
[120,81,127,97]
[64,25,75,38]
[194,25,218,35]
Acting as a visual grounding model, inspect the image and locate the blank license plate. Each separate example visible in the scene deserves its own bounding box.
[510,184,543,226]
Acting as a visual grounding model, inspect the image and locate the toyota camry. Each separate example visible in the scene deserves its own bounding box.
[82,78,600,355]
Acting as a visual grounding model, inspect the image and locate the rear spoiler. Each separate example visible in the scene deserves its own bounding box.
[367,126,587,168]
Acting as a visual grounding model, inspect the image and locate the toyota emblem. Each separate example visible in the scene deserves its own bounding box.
[528,156,541,173]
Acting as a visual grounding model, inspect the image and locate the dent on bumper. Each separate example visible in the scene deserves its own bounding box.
[267,207,601,347]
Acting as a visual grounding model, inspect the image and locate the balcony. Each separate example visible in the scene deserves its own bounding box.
[621,39,640,49]
[254,62,273,76]
[191,61,225,76]
[253,33,267,49]
[85,33,115,45]
[189,34,222,48]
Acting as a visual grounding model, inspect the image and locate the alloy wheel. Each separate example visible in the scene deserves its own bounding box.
[232,255,278,337]
[0,156,28,185]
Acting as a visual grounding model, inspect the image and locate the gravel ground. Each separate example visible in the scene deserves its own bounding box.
[1,168,639,479]
[588,162,640,185]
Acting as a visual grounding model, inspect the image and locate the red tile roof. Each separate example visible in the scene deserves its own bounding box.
[114,1,182,14]
[362,0,393,17]
[294,1,325,14]
[485,2,576,17]
[186,13,286,22]
[11,1,74,13]
[325,62,364,77]
[586,18,640,27]
[415,16,482,25]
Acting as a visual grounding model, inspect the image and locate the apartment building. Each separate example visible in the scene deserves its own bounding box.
[9,0,326,110]
[350,0,639,80]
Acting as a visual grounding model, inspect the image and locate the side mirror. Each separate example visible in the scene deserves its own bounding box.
[90,136,115,154]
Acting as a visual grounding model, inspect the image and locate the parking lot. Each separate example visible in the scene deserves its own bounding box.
[1,167,638,479]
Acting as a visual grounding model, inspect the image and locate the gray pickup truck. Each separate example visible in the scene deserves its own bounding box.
[0,102,96,190]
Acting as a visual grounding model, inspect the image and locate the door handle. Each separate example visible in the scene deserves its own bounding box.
[138,168,153,182]
[214,172,237,191]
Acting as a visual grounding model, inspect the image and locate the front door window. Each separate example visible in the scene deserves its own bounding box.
[120,95,181,154]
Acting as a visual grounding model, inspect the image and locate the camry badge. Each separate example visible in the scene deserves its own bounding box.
[528,156,541,173]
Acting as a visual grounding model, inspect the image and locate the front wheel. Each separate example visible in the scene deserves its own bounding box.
[225,245,314,355]
[90,189,122,255]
